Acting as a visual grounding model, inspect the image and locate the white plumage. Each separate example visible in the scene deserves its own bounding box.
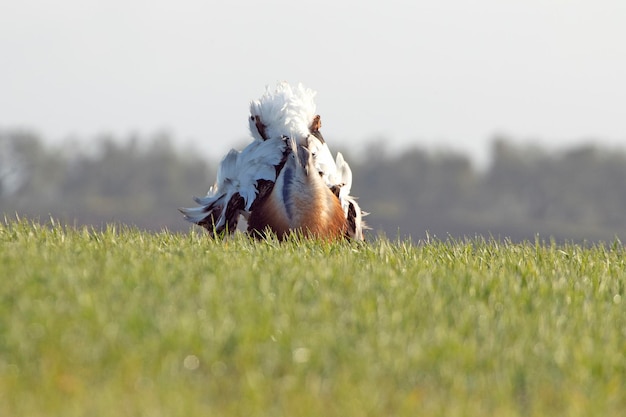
[180,137,286,231]
[249,83,317,143]
[180,82,367,240]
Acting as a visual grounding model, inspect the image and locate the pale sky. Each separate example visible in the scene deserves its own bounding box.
[1,0,625,164]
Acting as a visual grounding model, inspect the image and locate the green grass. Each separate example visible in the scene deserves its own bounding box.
[1,219,624,417]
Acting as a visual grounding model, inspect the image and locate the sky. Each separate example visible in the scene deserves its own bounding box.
[1,0,625,165]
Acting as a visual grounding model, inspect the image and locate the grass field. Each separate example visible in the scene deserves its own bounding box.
[1,218,624,416]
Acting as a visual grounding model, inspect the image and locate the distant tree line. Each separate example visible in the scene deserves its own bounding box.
[0,130,212,231]
[2,130,626,242]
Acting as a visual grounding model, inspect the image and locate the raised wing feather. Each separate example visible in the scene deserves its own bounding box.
[306,135,338,185]
[179,137,287,234]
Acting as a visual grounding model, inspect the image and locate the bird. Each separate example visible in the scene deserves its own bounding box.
[179,82,367,240]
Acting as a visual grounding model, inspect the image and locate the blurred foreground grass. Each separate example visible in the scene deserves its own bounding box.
[0,219,624,416]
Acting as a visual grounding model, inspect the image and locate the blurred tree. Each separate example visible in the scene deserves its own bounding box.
[1,131,213,231]
[352,144,477,239]
[0,132,27,197]
[0,130,65,208]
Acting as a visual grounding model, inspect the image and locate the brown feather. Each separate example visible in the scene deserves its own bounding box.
[247,174,347,241]
[247,194,291,239]
[309,115,325,143]
[293,187,345,239]
[253,115,268,140]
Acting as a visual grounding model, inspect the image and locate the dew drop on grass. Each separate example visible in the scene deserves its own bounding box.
[292,347,310,364]
[183,355,200,371]
[613,294,622,304]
